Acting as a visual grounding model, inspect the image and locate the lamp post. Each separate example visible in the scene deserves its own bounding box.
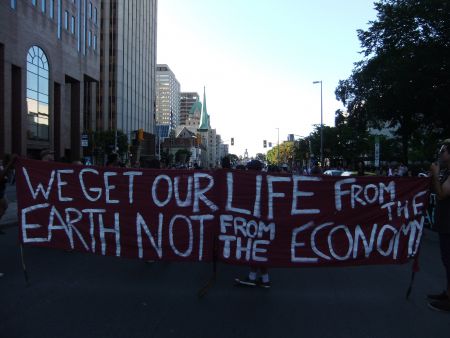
[313,80,323,165]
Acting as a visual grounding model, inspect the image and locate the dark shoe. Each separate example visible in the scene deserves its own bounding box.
[428,300,450,312]
[427,291,449,301]
[258,278,271,289]
[234,277,257,287]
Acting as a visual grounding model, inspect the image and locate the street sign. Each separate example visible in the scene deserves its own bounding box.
[81,134,88,147]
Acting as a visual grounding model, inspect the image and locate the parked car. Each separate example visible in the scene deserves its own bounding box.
[323,170,344,176]
[340,171,377,176]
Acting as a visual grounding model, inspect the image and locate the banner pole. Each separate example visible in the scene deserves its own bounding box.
[20,244,30,286]
[406,250,421,300]
[197,232,218,298]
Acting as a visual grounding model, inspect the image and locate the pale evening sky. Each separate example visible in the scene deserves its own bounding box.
[157,0,378,157]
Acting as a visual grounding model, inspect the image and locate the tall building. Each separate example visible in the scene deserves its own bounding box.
[156,64,180,130]
[100,0,158,149]
[179,92,199,126]
[0,0,100,160]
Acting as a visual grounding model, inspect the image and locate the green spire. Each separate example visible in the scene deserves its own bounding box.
[198,86,210,132]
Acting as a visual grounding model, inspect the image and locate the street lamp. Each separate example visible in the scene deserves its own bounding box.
[313,80,323,165]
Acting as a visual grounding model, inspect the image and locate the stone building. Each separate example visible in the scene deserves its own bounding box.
[0,0,100,160]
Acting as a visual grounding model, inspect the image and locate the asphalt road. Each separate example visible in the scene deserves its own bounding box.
[1,223,449,338]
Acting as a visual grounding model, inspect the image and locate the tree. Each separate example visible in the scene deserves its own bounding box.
[228,154,239,165]
[266,141,295,165]
[89,130,128,164]
[336,0,450,162]
[255,153,266,162]
[175,149,192,163]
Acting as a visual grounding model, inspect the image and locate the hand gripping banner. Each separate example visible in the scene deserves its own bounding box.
[16,158,430,267]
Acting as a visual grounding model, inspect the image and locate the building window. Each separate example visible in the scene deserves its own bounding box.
[41,0,46,13]
[10,0,16,9]
[49,0,54,18]
[32,0,36,6]
[94,7,97,24]
[88,30,91,47]
[93,34,97,50]
[89,2,92,18]
[71,16,75,34]
[26,46,50,141]
[64,10,69,30]
[57,0,61,39]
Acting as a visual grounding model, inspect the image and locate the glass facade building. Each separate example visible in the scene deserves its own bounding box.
[100,0,158,150]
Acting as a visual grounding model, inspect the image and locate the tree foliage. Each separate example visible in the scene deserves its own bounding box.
[175,149,192,163]
[336,0,450,162]
[90,130,128,156]
[266,141,295,165]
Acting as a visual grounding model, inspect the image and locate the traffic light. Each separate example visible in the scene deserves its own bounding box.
[231,138,234,146]
[263,140,267,148]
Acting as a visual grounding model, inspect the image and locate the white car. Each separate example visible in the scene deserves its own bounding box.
[323,170,344,176]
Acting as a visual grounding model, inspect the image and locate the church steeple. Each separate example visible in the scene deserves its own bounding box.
[198,86,210,132]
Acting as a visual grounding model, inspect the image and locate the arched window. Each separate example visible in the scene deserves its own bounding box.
[26,46,49,141]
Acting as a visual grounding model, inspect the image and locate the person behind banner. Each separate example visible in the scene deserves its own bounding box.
[0,154,17,277]
[40,149,54,162]
[0,154,17,221]
[106,153,120,167]
[235,159,272,289]
[357,161,365,176]
[428,139,450,313]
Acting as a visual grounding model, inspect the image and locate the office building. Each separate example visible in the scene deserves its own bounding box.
[0,0,100,160]
[100,0,158,154]
[156,64,180,130]
[179,92,199,126]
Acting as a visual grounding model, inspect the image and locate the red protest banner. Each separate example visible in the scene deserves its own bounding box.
[16,158,430,267]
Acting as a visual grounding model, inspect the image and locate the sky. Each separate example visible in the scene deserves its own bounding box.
[157,0,379,157]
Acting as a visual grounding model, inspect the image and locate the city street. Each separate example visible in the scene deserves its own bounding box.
[1,182,449,338]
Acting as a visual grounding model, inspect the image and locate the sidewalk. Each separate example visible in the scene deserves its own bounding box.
[0,201,17,228]
[0,183,17,228]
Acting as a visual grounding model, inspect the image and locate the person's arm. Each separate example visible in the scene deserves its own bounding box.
[430,163,450,199]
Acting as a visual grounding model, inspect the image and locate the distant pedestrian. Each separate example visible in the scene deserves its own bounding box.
[310,162,322,175]
[398,162,408,177]
[106,153,120,167]
[427,139,450,312]
[357,161,365,176]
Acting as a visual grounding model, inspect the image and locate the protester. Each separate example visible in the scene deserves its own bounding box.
[428,139,450,312]
[357,161,365,176]
[0,154,18,277]
[235,159,271,288]
[0,154,17,221]
[106,153,120,167]
[397,162,408,177]
[221,156,231,169]
[310,162,322,175]
[40,149,54,162]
